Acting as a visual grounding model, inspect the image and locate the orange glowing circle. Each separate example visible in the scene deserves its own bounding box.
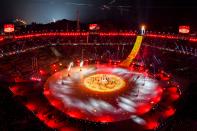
[84,74,126,93]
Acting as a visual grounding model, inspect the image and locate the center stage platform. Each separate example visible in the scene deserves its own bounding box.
[44,65,164,123]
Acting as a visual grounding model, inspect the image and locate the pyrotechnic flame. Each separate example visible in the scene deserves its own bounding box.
[80,61,84,68]
[68,62,74,71]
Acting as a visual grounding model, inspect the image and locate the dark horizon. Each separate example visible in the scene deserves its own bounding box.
[0,0,197,27]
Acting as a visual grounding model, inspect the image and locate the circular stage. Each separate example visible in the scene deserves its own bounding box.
[44,65,164,123]
[84,73,126,93]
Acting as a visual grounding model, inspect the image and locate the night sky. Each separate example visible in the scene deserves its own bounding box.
[0,0,197,26]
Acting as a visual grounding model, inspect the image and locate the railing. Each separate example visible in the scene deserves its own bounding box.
[0,31,197,43]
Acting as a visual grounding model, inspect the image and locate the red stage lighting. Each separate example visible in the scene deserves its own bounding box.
[39,69,45,75]
[4,24,15,33]
[179,26,190,34]
[89,24,100,30]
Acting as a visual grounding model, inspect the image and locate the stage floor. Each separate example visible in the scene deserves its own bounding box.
[44,65,163,123]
